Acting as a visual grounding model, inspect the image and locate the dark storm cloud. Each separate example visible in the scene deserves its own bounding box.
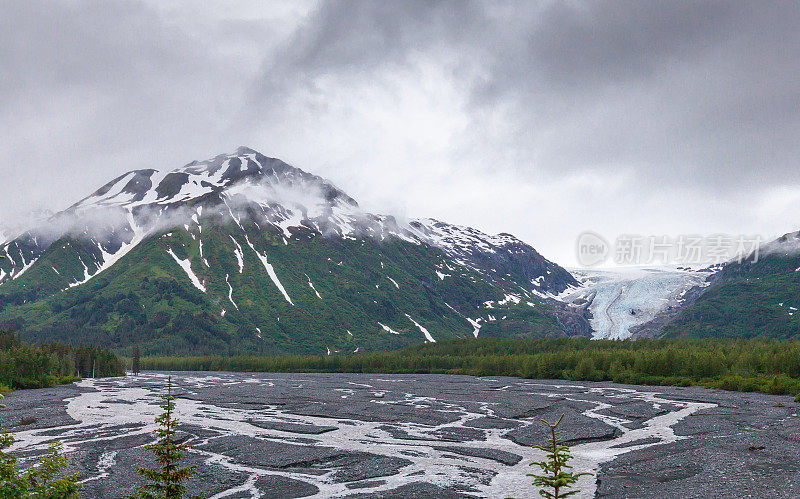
[255,0,800,191]
[250,0,486,104]
[508,1,736,86]
[478,0,800,189]
[1,0,799,263]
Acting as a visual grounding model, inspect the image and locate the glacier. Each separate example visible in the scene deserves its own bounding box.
[562,266,712,339]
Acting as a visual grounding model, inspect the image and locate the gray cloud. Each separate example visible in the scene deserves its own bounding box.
[480,0,800,188]
[0,0,277,222]
[249,0,800,189]
[1,0,799,265]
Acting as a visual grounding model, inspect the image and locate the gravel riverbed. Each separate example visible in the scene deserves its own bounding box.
[1,372,798,498]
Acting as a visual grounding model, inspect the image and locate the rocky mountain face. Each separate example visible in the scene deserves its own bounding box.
[652,231,800,340]
[0,147,588,355]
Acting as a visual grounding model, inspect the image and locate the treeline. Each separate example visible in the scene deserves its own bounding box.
[142,337,800,397]
[0,330,125,389]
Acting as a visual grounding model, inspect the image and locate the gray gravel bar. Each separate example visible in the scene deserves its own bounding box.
[1,372,798,498]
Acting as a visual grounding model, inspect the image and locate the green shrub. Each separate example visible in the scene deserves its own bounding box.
[0,393,80,498]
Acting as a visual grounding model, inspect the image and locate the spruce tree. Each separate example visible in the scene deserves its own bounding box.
[128,377,204,499]
[528,414,591,499]
[132,347,141,376]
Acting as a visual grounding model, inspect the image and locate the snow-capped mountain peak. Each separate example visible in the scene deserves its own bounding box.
[69,147,357,213]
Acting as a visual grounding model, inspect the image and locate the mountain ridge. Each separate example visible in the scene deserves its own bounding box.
[655,231,800,340]
[0,147,588,355]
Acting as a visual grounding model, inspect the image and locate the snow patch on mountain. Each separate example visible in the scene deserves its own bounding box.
[225,274,238,309]
[498,294,521,306]
[166,248,206,292]
[92,213,148,281]
[10,257,37,280]
[229,236,245,273]
[466,317,481,338]
[244,235,293,305]
[68,257,92,288]
[405,314,435,343]
[305,274,322,299]
[198,239,209,267]
[378,322,400,335]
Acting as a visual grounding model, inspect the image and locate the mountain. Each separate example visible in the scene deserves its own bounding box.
[0,147,587,355]
[640,232,800,339]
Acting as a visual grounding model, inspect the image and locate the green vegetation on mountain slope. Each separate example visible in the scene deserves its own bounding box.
[663,252,800,339]
[141,337,800,398]
[0,219,562,356]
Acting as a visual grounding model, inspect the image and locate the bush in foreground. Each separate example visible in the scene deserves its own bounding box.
[0,393,80,498]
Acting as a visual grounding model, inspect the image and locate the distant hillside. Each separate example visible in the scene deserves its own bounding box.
[661,232,800,339]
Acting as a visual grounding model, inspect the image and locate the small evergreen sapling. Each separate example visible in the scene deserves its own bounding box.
[128,377,204,499]
[528,414,591,499]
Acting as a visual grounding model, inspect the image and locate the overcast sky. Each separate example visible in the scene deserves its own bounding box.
[1,0,799,265]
